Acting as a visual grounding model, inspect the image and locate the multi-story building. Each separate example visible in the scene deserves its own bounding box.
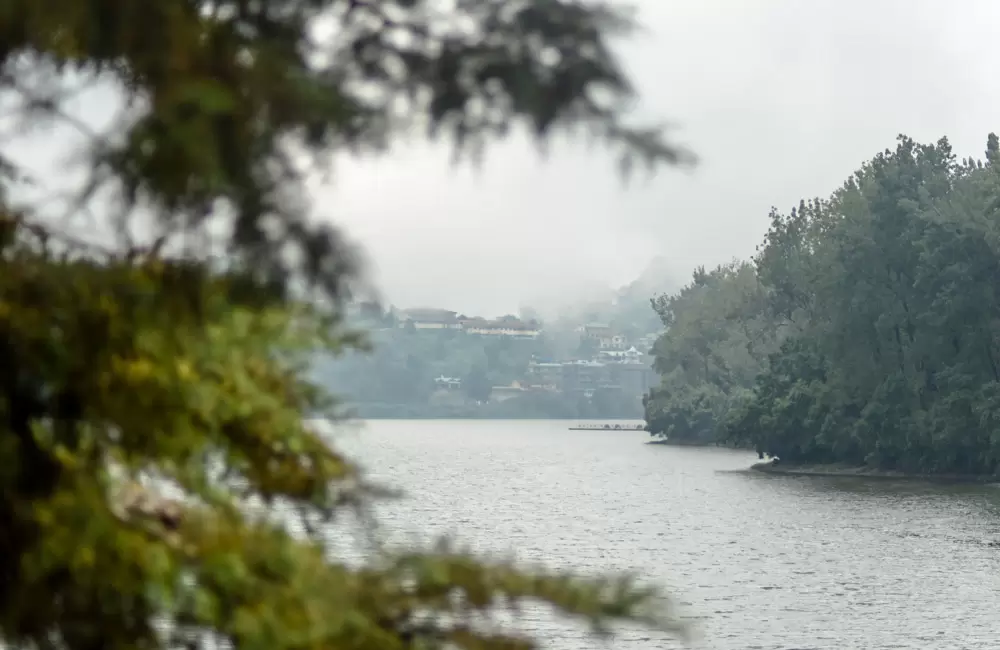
[579,323,628,349]
[527,361,564,389]
[398,308,462,329]
[462,317,541,338]
[607,363,657,397]
[598,346,643,362]
[561,360,609,395]
[528,354,655,399]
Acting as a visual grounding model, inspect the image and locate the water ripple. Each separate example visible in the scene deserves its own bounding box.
[320,419,1000,649]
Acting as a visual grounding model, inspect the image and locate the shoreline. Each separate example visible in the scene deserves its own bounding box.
[750,461,1000,484]
[646,438,714,447]
[646,438,747,449]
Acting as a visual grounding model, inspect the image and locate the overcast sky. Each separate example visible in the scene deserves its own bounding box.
[9,0,1000,318]
[323,0,1000,316]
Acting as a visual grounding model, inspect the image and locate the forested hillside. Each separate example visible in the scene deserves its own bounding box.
[647,134,1000,476]
[315,303,660,419]
[315,326,548,415]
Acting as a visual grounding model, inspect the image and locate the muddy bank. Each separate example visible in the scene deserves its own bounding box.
[750,461,1000,484]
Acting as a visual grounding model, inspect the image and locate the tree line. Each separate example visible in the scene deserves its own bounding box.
[646,134,1000,476]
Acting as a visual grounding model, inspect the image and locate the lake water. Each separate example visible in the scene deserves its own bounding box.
[324,419,1000,649]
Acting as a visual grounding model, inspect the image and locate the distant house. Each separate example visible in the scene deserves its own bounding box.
[580,323,612,338]
[527,361,565,390]
[561,360,608,394]
[463,317,541,338]
[399,307,461,329]
[526,356,653,398]
[598,346,643,361]
[458,316,487,329]
[433,376,462,390]
[579,323,625,349]
[605,334,628,349]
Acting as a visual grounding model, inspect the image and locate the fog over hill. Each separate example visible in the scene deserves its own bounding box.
[516,256,681,334]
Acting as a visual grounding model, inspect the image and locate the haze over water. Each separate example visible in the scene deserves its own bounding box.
[325,420,1000,649]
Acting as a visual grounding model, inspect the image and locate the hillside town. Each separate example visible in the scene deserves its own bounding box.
[334,302,660,417]
[394,307,544,338]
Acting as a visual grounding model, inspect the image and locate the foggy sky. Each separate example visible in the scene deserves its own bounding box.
[9,0,1000,317]
[324,0,1000,316]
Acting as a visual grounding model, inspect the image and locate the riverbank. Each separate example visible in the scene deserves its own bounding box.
[342,408,646,420]
[750,461,1000,484]
[646,438,711,447]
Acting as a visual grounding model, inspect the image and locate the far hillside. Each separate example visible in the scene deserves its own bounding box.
[314,284,668,419]
[531,256,680,343]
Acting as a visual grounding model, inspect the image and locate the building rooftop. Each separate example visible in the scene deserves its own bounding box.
[466,318,540,331]
[403,308,458,322]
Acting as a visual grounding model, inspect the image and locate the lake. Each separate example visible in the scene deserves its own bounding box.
[323,419,1000,649]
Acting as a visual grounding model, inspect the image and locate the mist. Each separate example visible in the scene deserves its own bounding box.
[318,0,1000,316]
[7,0,1000,318]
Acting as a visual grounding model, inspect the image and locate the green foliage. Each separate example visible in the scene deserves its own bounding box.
[316,328,545,407]
[644,261,775,444]
[717,134,1000,475]
[0,228,362,649]
[315,325,648,420]
[0,1,692,648]
[462,365,493,403]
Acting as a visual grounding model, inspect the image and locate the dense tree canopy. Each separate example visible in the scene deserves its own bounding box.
[643,261,774,444]
[648,133,1000,476]
[0,2,689,650]
[728,135,1000,474]
[645,262,771,443]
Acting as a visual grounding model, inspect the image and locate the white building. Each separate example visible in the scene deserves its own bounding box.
[398,308,462,329]
[598,346,643,362]
[462,317,541,338]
